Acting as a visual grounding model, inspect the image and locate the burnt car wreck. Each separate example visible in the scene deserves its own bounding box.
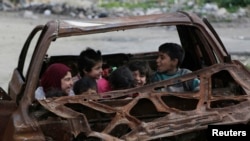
[0,11,250,141]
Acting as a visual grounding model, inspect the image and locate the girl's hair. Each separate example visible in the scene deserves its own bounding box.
[128,60,153,84]
[46,88,67,98]
[109,66,135,90]
[77,47,102,77]
[73,76,97,94]
[158,43,185,67]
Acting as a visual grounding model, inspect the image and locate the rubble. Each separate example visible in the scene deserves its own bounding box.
[1,0,250,22]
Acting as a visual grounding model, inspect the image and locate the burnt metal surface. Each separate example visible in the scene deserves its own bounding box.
[0,11,250,141]
[36,62,250,140]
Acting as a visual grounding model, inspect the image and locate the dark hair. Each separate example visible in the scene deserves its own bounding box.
[158,43,185,67]
[73,77,97,94]
[128,60,153,84]
[78,47,102,77]
[109,66,135,90]
[46,88,67,98]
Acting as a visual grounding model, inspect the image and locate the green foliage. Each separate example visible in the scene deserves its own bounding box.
[99,0,250,12]
[213,0,250,12]
[99,0,169,10]
[191,0,250,12]
[214,0,250,7]
[246,64,250,70]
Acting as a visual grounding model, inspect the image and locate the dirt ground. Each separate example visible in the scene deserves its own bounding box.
[0,11,250,91]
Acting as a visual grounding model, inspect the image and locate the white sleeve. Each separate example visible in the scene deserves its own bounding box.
[35,87,46,100]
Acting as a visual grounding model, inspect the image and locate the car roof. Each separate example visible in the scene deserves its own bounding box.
[50,12,199,37]
[41,11,208,56]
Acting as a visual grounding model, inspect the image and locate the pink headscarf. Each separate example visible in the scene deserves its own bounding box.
[40,63,71,93]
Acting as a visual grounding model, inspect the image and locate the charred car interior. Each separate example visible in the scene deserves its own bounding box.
[0,11,250,141]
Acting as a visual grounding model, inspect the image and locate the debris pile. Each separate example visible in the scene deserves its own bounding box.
[0,0,249,22]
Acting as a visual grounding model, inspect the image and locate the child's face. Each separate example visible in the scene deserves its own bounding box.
[61,71,73,95]
[132,70,146,87]
[86,61,103,79]
[156,52,177,73]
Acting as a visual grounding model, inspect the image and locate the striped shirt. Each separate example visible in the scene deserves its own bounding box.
[151,68,200,92]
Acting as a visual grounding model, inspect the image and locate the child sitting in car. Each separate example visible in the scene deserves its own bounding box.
[108,66,135,90]
[35,63,74,100]
[73,47,111,95]
[151,42,200,92]
[128,60,153,87]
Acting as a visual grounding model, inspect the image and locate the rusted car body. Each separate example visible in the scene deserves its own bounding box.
[0,11,250,141]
